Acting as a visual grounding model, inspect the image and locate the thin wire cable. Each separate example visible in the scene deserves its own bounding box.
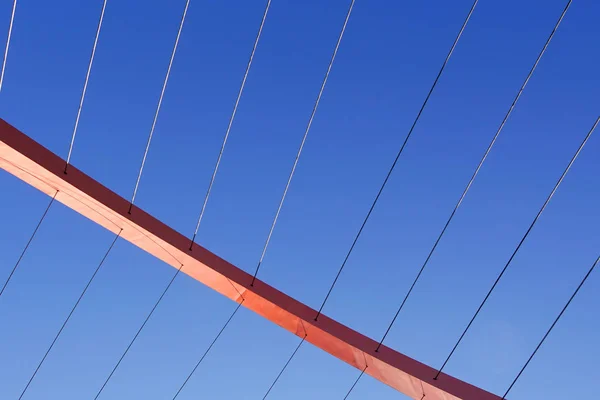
[190,0,272,248]
[342,366,367,399]
[435,115,598,379]
[503,252,600,399]
[96,2,259,395]
[171,300,244,399]
[94,1,191,386]
[0,0,17,91]
[0,191,57,299]
[376,0,573,350]
[17,231,121,399]
[261,335,306,400]
[65,0,108,170]
[251,0,355,285]
[129,0,190,209]
[93,264,184,399]
[315,0,479,320]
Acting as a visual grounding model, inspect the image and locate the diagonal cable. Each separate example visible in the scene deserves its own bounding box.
[0,0,17,91]
[129,0,191,209]
[91,4,191,388]
[190,0,272,248]
[0,191,57,299]
[251,0,356,285]
[342,365,367,399]
[315,0,479,320]
[435,114,597,379]
[376,0,573,350]
[17,231,121,399]
[92,2,270,396]
[65,0,109,170]
[172,2,354,393]
[261,335,306,400]
[171,301,244,399]
[503,250,600,399]
[93,264,184,399]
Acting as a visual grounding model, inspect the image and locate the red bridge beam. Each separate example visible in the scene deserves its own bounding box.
[0,119,501,400]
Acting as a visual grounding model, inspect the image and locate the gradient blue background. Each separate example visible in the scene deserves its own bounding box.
[0,0,598,399]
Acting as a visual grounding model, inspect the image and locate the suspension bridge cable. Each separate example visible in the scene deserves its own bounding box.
[13,5,113,390]
[168,2,353,391]
[93,264,184,399]
[503,251,600,399]
[92,2,191,389]
[174,3,354,392]
[434,114,597,379]
[342,365,367,399]
[129,0,191,210]
[171,301,244,399]
[65,0,109,170]
[0,191,57,299]
[261,335,306,400]
[190,0,272,248]
[376,0,573,350]
[17,231,121,399]
[251,0,356,285]
[0,0,17,91]
[92,3,271,396]
[315,0,479,320]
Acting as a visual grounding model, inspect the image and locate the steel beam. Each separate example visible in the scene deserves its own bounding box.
[0,118,501,400]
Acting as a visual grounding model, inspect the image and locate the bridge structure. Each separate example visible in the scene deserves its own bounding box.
[0,0,598,399]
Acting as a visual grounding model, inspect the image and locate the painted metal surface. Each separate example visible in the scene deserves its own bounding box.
[0,119,501,400]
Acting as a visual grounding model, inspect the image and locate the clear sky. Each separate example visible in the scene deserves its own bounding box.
[0,0,598,399]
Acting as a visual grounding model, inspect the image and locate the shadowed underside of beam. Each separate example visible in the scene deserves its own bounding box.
[0,118,501,400]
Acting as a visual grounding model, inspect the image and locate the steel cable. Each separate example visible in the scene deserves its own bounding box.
[376,0,574,351]
[0,0,18,91]
[129,0,191,209]
[190,0,272,248]
[0,191,57,299]
[315,0,479,320]
[17,231,121,399]
[503,251,600,399]
[65,0,109,170]
[251,0,356,285]
[435,113,597,378]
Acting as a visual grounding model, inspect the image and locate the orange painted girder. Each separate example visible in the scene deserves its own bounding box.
[0,119,501,400]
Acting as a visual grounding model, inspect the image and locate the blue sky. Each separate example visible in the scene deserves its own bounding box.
[0,0,598,399]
